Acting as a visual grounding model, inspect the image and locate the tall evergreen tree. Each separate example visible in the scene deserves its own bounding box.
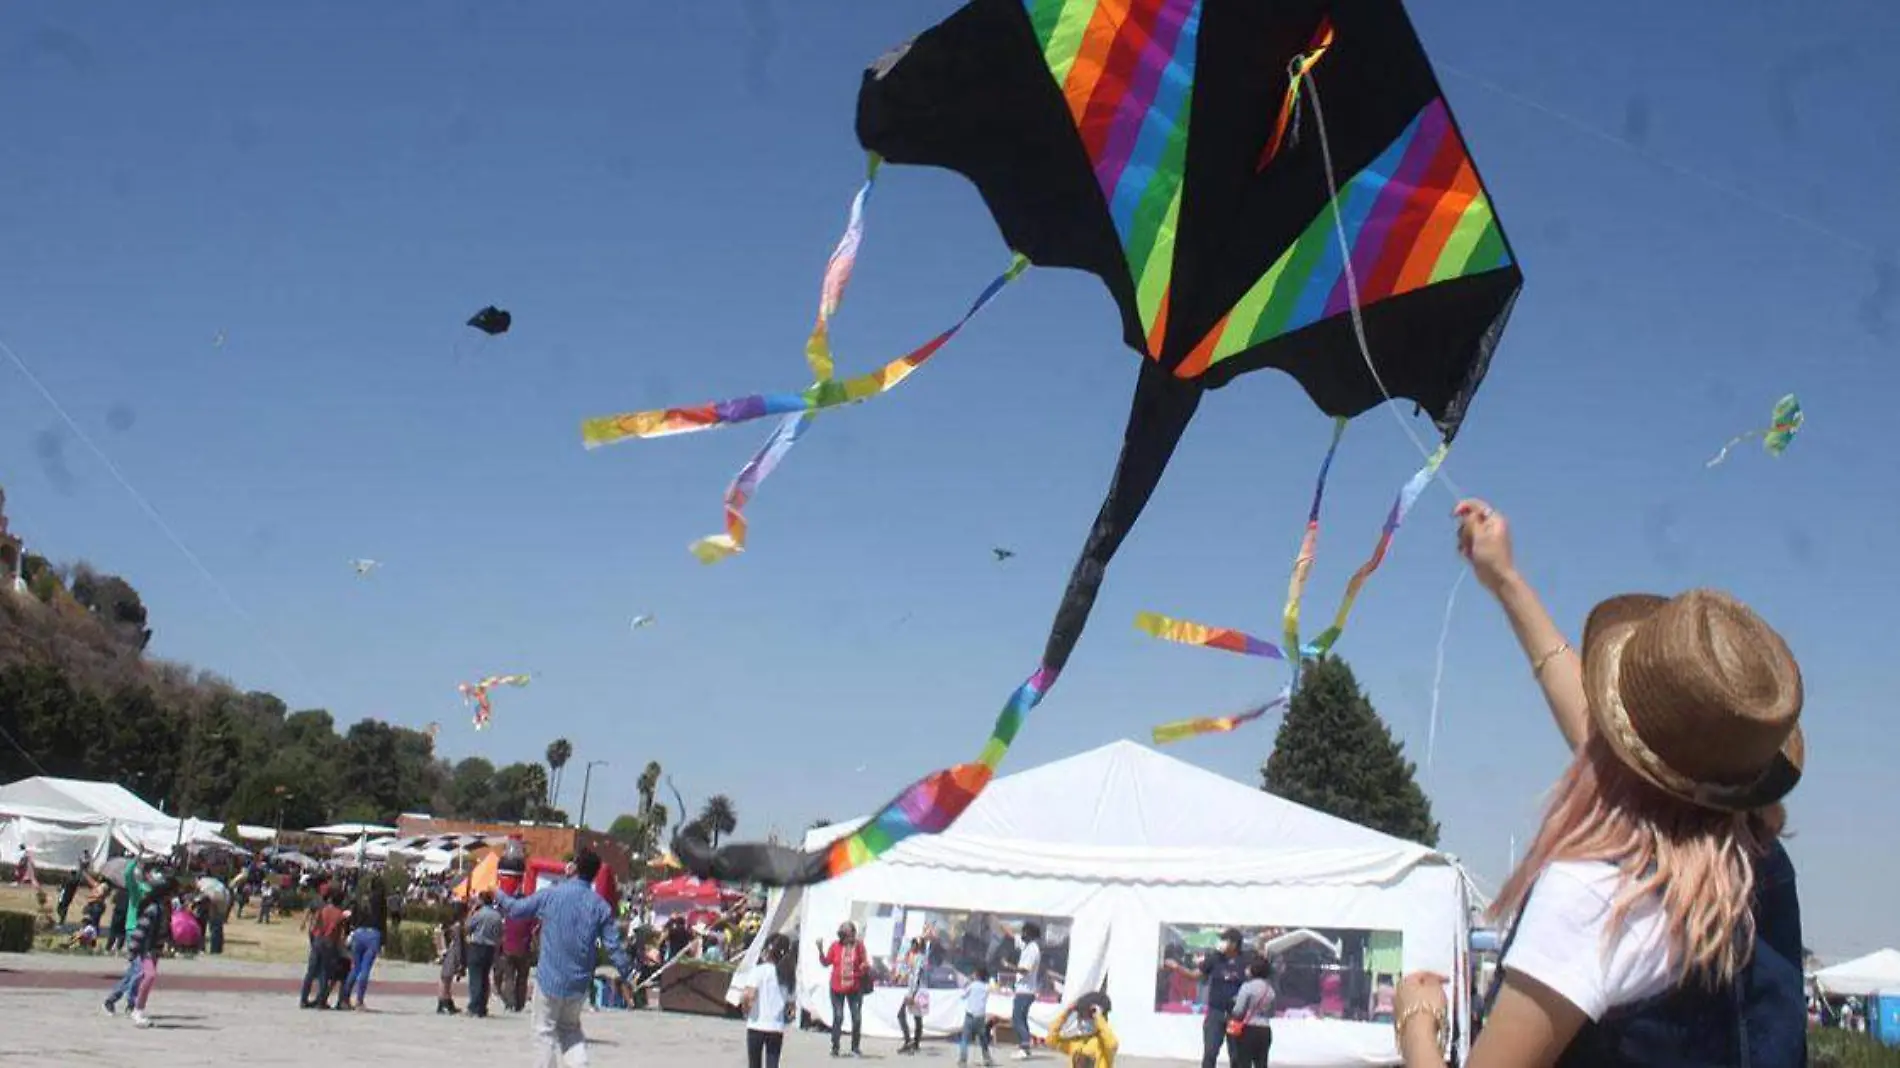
[1261,656,1439,847]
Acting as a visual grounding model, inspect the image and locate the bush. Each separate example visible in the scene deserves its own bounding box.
[392,926,439,965]
[403,903,457,929]
[0,911,35,953]
[1811,1028,1900,1067]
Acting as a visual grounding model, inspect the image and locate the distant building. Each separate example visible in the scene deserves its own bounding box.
[394,814,633,883]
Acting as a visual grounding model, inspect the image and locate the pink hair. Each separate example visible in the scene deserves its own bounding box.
[1491,732,1784,987]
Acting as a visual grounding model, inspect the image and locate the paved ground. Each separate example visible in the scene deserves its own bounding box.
[0,953,1178,1066]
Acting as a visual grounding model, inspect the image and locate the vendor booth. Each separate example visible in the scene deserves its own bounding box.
[743,741,1475,1066]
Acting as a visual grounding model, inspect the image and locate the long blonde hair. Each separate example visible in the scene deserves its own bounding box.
[1492,732,1784,987]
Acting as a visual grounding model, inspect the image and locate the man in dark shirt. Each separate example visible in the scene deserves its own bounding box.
[1164,927,1249,1068]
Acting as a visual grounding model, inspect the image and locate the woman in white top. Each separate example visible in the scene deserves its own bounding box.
[1393,501,1808,1067]
[739,933,796,1068]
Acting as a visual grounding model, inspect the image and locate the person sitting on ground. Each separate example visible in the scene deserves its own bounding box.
[1045,992,1117,1068]
[1392,500,1808,1067]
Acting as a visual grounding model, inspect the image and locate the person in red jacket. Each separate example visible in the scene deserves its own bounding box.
[816,921,871,1058]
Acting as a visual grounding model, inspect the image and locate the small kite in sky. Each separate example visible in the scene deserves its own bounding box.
[425,722,441,742]
[630,614,656,630]
[1707,393,1803,468]
[467,306,512,336]
[992,548,1016,562]
[212,331,226,348]
[350,559,381,577]
[460,674,531,730]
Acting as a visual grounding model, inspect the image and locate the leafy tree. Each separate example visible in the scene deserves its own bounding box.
[450,757,499,818]
[608,813,644,845]
[1261,656,1439,847]
[67,564,152,650]
[697,795,738,847]
[637,761,662,815]
[546,738,573,807]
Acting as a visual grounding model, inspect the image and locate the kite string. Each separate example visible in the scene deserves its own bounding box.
[0,334,323,703]
[1301,73,1467,507]
[1425,567,1469,778]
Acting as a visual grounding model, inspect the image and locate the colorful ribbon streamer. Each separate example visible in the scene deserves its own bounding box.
[1152,691,1290,746]
[820,664,1057,879]
[689,158,882,563]
[1257,16,1336,173]
[582,254,1031,447]
[1134,610,1287,660]
[1305,443,1449,657]
[1282,417,1348,680]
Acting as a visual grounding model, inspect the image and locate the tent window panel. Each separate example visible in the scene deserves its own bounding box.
[847,900,1073,1000]
[1155,922,1403,1024]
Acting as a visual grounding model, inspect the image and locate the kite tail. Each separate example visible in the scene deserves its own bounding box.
[582,254,1029,446]
[1705,430,1761,468]
[1306,442,1449,655]
[692,158,883,564]
[1282,418,1348,678]
[675,364,1203,888]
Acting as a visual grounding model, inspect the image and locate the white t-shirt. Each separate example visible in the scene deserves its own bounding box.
[1501,861,1675,1021]
[964,979,993,1017]
[1015,942,1042,996]
[741,962,790,1034]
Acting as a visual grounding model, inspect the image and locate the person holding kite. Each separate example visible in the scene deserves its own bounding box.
[1391,502,1806,1067]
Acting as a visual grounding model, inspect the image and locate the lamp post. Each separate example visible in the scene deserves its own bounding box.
[577,760,608,830]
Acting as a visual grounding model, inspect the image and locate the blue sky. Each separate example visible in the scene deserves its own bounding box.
[3,2,1896,957]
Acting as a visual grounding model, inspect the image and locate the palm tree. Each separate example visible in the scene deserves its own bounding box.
[636,761,662,816]
[545,739,574,807]
[697,795,738,847]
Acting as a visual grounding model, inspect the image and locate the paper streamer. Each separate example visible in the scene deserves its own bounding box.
[1134,611,1287,660]
[1305,443,1449,656]
[1152,691,1290,746]
[689,158,883,563]
[1282,417,1349,676]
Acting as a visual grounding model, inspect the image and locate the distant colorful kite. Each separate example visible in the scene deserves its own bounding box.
[459,674,530,730]
[1707,393,1803,468]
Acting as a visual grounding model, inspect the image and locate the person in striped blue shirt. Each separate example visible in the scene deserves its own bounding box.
[496,849,633,1067]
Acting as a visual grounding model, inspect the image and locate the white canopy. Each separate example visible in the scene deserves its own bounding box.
[1813,949,1900,997]
[0,776,235,865]
[751,741,1473,1066]
[307,822,399,837]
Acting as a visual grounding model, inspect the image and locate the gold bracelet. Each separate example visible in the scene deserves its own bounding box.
[1393,1003,1445,1046]
[1531,641,1570,677]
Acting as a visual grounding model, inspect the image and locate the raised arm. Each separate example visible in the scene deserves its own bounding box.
[1456,501,1588,753]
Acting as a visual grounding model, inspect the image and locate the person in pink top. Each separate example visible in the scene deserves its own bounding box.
[816,921,871,1057]
[496,913,537,1013]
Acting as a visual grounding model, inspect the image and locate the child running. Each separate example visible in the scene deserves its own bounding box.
[960,966,998,1067]
[104,872,172,1028]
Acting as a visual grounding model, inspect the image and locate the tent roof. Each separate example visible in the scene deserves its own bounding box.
[0,776,170,826]
[1814,949,1900,996]
[808,740,1439,885]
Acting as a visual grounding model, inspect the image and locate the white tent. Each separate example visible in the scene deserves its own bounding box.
[1813,949,1900,997]
[751,741,1473,1066]
[0,776,234,863]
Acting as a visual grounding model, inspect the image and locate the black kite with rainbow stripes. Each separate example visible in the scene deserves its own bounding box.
[657,0,1523,888]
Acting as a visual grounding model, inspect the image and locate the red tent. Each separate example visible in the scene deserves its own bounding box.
[646,874,724,905]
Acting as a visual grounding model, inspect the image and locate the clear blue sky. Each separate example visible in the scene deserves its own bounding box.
[3,2,1896,958]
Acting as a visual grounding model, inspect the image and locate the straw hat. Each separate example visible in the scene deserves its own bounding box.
[1582,589,1804,812]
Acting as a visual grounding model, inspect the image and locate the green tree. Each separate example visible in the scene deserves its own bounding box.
[491,762,551,822]
[450,757,499,818]
[67,564,152,650]
[697,795,738,847]
[545,738,573,808]
[608,813,644,845]
[1261,656,1439,847]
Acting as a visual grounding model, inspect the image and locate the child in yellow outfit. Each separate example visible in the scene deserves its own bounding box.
[1046,992,1118,1068]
